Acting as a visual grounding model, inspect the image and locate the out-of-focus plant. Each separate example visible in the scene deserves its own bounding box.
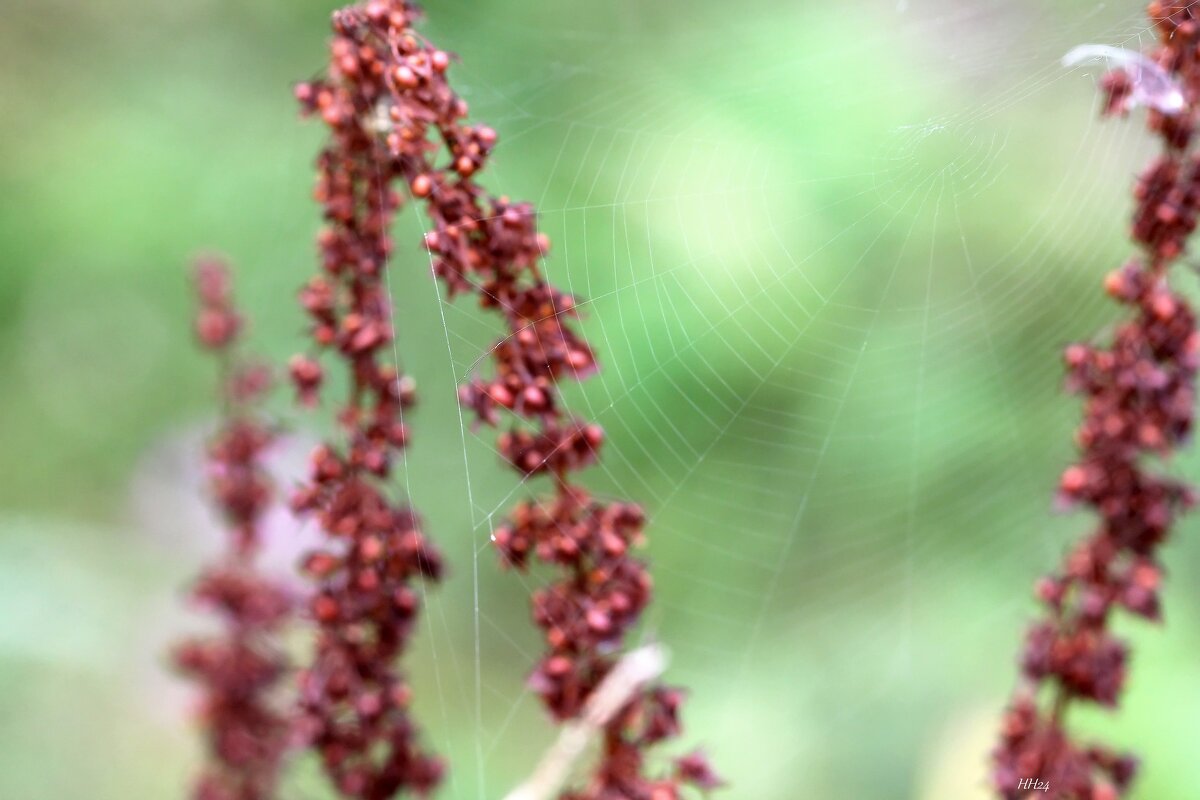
[174,256,294,800]
[993,4,1200,798]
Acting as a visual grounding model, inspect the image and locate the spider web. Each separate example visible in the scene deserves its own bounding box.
[292,1,1200,798]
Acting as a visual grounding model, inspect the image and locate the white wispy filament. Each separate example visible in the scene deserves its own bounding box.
[1063,44,1185,115]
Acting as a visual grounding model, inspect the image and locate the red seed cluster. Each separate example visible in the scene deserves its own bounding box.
[995,695,1136,800]
[174,257,293,800]
[293,1,720,796]
[993,6,1200,797]
[1129,157,1200,262]
[494,488,650,716]
[289,3,446,795]
[205,416,274,555]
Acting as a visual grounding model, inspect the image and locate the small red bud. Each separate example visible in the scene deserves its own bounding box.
[1060,465,1088,494]
[304,552,340,578]
[411,174,432,197]
[394,65,418,88]
[313,595,340,623]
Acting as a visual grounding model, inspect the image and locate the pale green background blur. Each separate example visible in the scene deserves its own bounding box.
[3,1,1199,798]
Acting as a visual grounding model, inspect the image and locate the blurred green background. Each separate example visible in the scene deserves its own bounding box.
[3,0,1199,798]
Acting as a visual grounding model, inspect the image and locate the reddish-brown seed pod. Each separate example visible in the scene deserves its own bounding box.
[410,174,432,198]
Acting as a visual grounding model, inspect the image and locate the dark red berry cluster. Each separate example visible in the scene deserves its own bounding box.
[174,257,293,800]
[993,5,1200,797]
[294,1,720,797]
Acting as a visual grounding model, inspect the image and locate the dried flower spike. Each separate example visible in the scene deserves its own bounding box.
[994,6,1200,798]
[174,256,293,800]
[292,1,722,796]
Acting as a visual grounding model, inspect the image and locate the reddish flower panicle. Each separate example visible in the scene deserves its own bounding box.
[994,6,1200,797]
[291,1,721,795]
[289,4,446,795]
[174,257,293,800]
